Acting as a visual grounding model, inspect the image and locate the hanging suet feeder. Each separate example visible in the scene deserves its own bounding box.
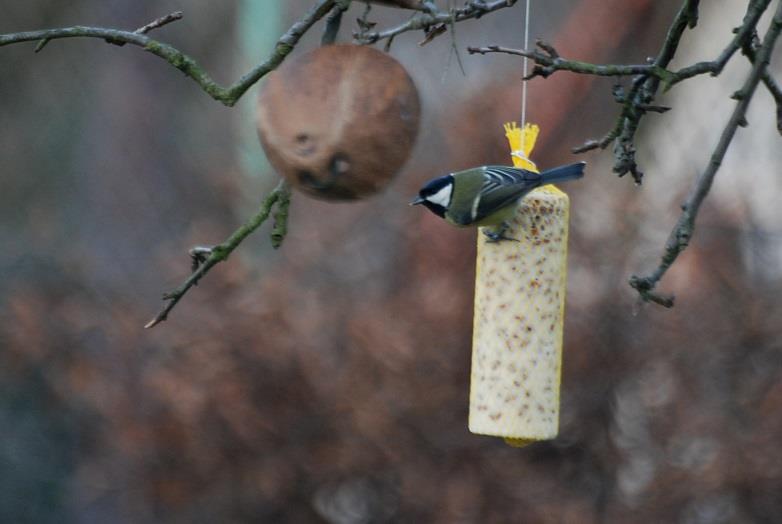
[469,122,571,447]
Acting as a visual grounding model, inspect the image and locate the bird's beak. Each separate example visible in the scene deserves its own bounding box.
[409,196,425,206]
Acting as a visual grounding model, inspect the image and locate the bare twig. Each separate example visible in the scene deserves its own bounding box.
[103,10,184,48]
[765,72,782,134]
[584,0,770,183]
[354,0,517,46]
[134,11,183,35]
[270,183,293,249]
[468,39,675,182]
[33,37,50,53]
[356,2,376,32]
[467,0,699,85]
[469,0,780,306]
[469,5,690,183]
[467,44,672,81]
[322,1,351,45]
[419,23,447,46]
[571,82,646,154]
[1,1,337,106]
[629,0,782,307]
[2,2,526,326]
[469,0,775,185]
[741,27,782,134]
[145,181,291,329]
[603,0,700,183]
[667,0,770,86]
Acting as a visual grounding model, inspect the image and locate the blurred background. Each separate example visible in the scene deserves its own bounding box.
[2,1,782,522]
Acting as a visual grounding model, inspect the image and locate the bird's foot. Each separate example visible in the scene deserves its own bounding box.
[482,222,518,243]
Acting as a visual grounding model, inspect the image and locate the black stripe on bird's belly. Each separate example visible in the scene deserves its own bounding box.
[447,209,475,226]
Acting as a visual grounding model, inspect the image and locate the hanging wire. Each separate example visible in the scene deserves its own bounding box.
[521,0,531,129]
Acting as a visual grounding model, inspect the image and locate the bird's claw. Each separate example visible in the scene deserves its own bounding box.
[482,223,518,243]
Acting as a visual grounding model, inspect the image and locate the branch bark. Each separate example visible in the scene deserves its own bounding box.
[133,11,183,36]
[469,0,774,184]
[629,0,782,307]
[467,44,673,81]
[322,1,350,45]
[668,0,771,86]
[0,1,336,107]
[470,0,781,307]
[741,26,782,134]
[0,2,522,326]
[145,181,291,329]
[354,0,517,46]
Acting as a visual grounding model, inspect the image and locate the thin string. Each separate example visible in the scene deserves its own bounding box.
[521,0,530,130]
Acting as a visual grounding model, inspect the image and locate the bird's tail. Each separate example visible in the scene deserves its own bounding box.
[540,161,585,185]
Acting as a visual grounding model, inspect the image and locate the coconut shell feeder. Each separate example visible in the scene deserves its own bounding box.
[257,44,420,200]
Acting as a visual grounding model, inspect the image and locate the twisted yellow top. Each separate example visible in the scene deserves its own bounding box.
[504,122,539,172]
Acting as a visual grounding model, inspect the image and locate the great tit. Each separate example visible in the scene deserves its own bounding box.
[410,162,585,241]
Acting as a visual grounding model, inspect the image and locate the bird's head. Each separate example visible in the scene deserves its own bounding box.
[410,174,454,218]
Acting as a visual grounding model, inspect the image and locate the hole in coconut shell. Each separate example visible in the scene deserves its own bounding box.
[329,152,351,176]
[296,154,348,189]
[296,170,324,189]
[294,133,316,156]
[296,155,359,200]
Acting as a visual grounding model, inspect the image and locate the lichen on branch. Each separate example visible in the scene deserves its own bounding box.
[145,181,291,329]
[0,1,338,107]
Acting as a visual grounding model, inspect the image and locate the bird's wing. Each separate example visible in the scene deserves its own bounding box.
[473,166,541,222]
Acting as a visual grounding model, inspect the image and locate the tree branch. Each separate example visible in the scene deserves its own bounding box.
[606,0,701,183]
[762,70,782,134]
[629,0,782,307]
[1,2,527,326]
[0,1,336,107]
[467,0,701,85]
[145,181,291,329]
[467,44,672,81]
[354,0,517,46]
[134,11,184,36]
[469,0,781,307]
[667,0,771,86]
[34,10,184,53]
[741,25,782,134]
[469,0,698,184]
[322,1,350,46]
[469,0,774,185]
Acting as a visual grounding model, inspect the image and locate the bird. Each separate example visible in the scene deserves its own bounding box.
[410,161,585,241]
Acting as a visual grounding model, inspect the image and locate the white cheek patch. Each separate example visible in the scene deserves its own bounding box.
[427,183,452,208]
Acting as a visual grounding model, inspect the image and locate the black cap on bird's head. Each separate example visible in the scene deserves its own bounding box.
[410,174,454,218]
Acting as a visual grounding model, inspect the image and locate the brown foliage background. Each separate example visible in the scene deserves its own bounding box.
[1,1,781,522]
